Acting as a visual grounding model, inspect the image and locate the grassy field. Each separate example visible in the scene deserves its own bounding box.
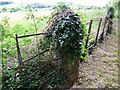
[0,8,106,25]
[0,9,52,26]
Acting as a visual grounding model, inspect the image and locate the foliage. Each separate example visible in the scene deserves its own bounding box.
[2,66,16,89]
[25,3,51,9]
[2,4,88,89]
[10,8,21,12]
[1,16,10,40]
[106,0,120,18]
[1,8,48,59]
[1,7,7,12]
[42,5,88,88]
[25,7,49,31]
[53,2,68,13]
[3,5,87,89]
[46,5,87,63]
[113,0,120,18]
[1,16,16,57]
[0,7,21,13]
[1,16,32,60]
[47,67,67,88]
[107,7,115,19]
[77,4,102,10]
[1,8,50,89]
[1,17,17,89]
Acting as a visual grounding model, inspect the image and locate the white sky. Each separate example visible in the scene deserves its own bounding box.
[0,0,111,7]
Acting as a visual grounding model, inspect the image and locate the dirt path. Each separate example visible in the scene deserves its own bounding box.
[70,19,119,88]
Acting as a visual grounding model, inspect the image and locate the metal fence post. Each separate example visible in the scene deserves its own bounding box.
[85,20,93,48]
[106,18,113,34]
[94,18,102,46]
[99,16,107,41]
[15,34,23,79]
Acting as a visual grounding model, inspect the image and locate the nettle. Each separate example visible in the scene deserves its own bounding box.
[46,5,87,63]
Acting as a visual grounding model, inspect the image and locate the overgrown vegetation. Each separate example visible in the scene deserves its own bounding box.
[1,7,50,89]
[1,1,117,89]
[106,0,120,18]
[46,4,87,63]
[1,4,88,89]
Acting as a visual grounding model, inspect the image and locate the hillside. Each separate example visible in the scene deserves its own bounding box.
[70,19,119,88]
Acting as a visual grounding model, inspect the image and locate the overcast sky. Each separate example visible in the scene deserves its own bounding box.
[0,0,110,7]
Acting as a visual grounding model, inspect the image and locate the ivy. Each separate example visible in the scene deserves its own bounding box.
[46,5,87,63]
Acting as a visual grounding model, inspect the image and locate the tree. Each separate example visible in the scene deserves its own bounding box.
[10,8,20,12]
[106,0,120,18]
[113,0,120,18]
[2,7,7,12]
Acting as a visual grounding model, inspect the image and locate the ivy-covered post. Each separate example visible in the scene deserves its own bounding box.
[45,5,87,88]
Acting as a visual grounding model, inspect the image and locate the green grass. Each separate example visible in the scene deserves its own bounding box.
[75,8,106,21]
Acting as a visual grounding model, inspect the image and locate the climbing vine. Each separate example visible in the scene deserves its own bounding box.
[45,5,87,63]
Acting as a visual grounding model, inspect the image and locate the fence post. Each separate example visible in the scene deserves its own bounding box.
[99,16,107,41]
[106,18,113,34]
[15,34,23,79]
[85,20,93,48]
[94,18,102,46]
[109,19,113,33]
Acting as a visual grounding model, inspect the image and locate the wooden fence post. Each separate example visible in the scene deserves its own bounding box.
[15,34,23,79]
[94,18,102,46]
[99,16,107,41]
[85,20,93,48]
[106,18,113,34]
